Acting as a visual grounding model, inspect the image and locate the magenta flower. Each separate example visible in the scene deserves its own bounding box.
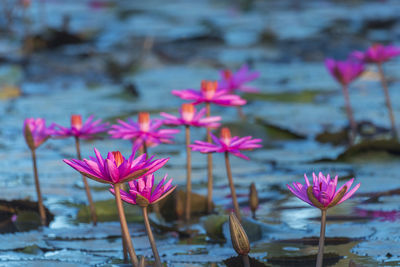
[23,118,54,150]
[351,44,400,63]
[63,148,168,184]
[108,112,180,149]
[190,127,262,160]
[52,115,109,139]
[172,80,246,106]
[218,65,260,93]
[110,174,176,206]
[160,103,221,128]
[287,172,360,209]
[325,58,364,86]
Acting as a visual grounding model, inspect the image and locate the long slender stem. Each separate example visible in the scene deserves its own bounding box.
[114,184,138,267]
[224,152,241,221]
[341,84,357,145]
[75,137,97,226]
[142,207,162,267]
[31,149,46,226]
[185,126,192,221]
[242,255,250,267]
[237,106,245,120]
[205,103,213,213]
[143,142,148,158]
[377,63,398,139]
[316,209,327,267]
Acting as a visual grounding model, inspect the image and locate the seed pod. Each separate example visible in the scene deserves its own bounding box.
[229,212,250,256]
[249,183,258,218]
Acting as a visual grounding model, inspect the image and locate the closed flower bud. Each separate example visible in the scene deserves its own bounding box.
[249,183,259,217]
[229,212,250,256]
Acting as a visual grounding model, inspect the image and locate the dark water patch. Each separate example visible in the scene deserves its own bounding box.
[0,199,53,233]
[254,119,306,141]
[224,255,269,267]
[243,90,327,103]
[266,253,341,267]
[275,237,353,246]
[315,122,391,146]
[316,139,400,162]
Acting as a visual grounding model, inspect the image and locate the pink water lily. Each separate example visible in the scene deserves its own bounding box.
[110,174,176,206]
[190,127,262,160]
[52,115,109,139]
[218,65,260,93]
[108,112,180,149]
[351,44,400,63]
[325,58,364,86]
[287,172,360,209]
[172,80,246,106]
[23,118,54,150]
[63,148,168,184]
[160,103,221,128]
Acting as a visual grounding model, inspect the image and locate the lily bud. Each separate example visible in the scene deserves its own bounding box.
[229,212,250,256]
[138,112,150,132]
[249,183,258,217]
[220,127,232,145]
[71,114,82,130]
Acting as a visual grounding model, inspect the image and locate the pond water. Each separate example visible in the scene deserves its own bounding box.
[0,0,400,266]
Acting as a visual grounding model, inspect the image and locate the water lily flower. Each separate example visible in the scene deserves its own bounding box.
[287,172,360,267]
[23,118,54,226]
[351,44,400,63]
[325,59,364,145]
[325,58,364,86]
[63,148,168,185]
[287,172,360,209]
[109,112,179,153]
[161,103,221,220]
[160,103,221,128]
[52,114,109,139]
[191,128,262,220]
[218,64,260,93]
[172,80,246,106]
[351,44,400,139]
[52,115,109,225]
[190,127,262,160]
[64,149,168,267]
[111,174,176,267]
[110,173,176,207]
[24,118,54,150]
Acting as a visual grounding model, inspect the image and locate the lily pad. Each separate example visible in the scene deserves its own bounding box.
[266,253,341,266]
[76,199,143,223]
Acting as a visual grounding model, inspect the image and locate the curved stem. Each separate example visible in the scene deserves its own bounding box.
[114,184,138,267]
[377,63,398,139]
[206,103,213,213]
[341,84,357,145]
[242,254,250,267]
[316,209,327,267]
[75,137,97,226]
[142,207,162,267]
[224,152,241,221]
[185,126,192,221]
[31,149,46,226]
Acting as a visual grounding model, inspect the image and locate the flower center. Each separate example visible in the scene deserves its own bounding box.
[71,114,82,130]
[182,103,195,122]
[223,70,232,79]
[220,127,231,145]
[138,112,150,132]
[201,80,218,99]
[112,151,124,167]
